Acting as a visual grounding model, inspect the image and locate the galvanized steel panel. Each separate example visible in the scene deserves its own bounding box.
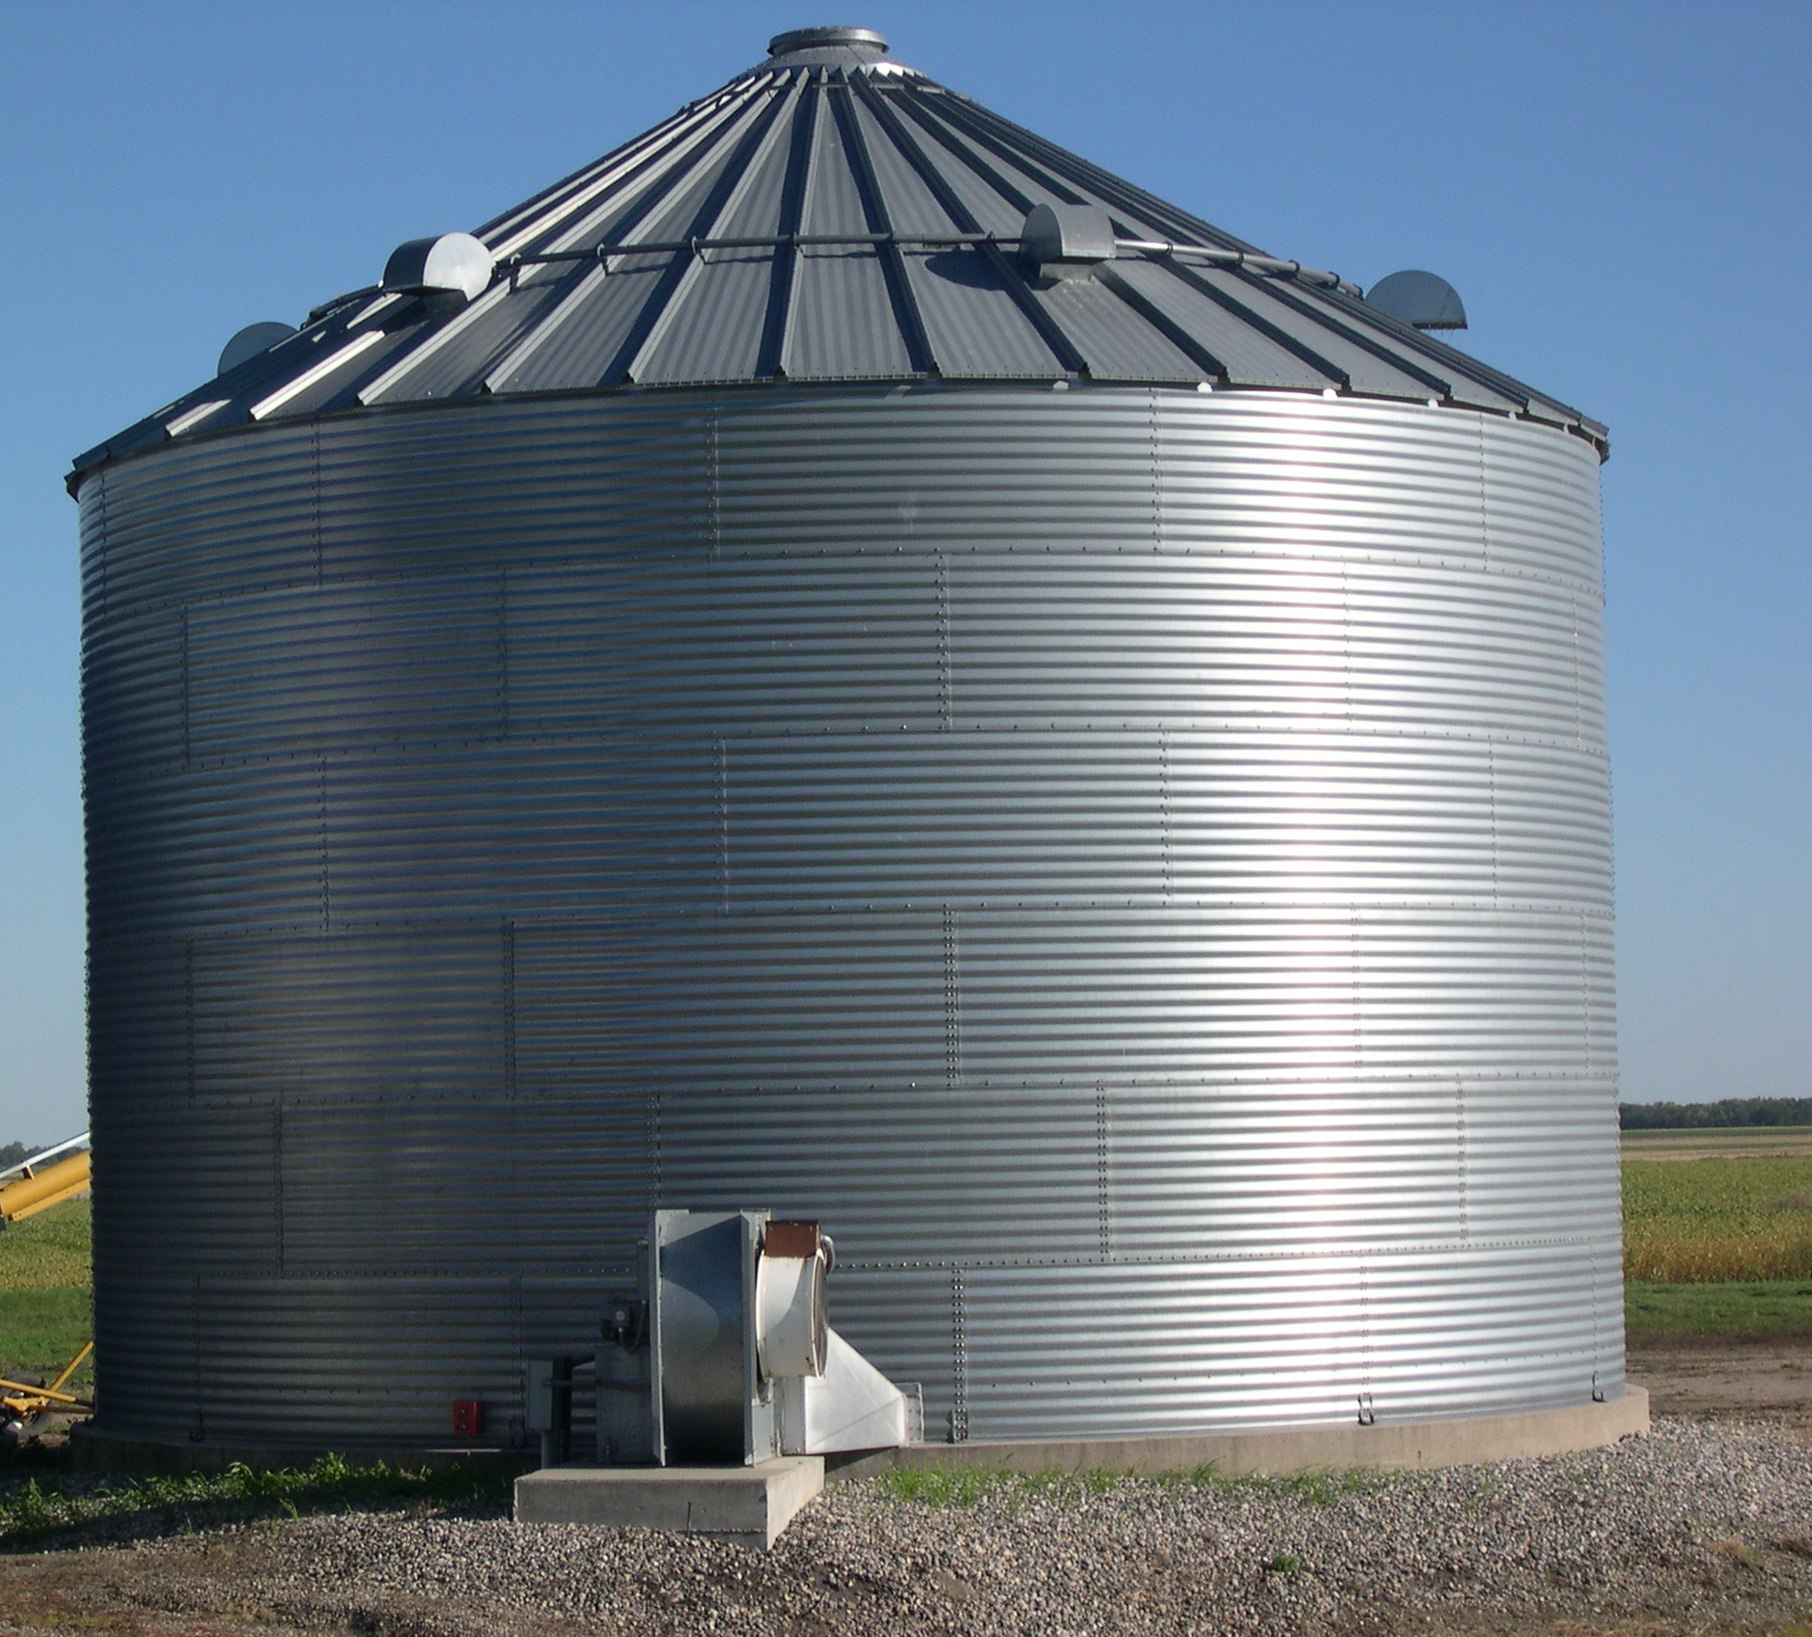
[82,384,1621,1450]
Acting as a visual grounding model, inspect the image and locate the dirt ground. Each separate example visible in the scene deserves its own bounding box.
[1621,1129,1812,1161]
[1630,1335,1812,1428]
[1,1340,1808,1637]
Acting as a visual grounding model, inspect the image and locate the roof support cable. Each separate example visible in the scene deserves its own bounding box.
[1116,239,1358,296]
[498,80,766,264]
[543,83,771,264]
[502,232,1353,292]
[493,97,782,379]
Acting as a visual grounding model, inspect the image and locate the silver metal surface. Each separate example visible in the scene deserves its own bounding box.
[652,1211,758,1464]
[381,233,495,302]
[79,382,1621,1449]
[767,26,890,60]
[68,33,1602,492]
[1366,268,1469,331]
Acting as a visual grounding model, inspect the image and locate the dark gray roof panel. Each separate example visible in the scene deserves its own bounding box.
[1035,278,1209,383]
[1106,260,1333,390]
[848,96,959,236]
[905,249,1065,379]
[788,248,917,378]
[72,30,1606,492]
[1195,269,1457,403]
[637,250,775,386]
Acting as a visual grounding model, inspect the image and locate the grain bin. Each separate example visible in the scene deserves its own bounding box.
[71,25,1627,1455]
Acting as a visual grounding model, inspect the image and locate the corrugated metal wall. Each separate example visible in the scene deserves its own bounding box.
[81,384,1621,1448]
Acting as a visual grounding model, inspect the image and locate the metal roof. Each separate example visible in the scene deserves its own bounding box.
[71,25,1606,490]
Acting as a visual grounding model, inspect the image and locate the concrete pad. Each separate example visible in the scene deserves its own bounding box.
[513,1456,824,1549]
[834,1388,1650,1481]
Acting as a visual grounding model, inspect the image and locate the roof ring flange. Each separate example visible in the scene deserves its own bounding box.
[768,25,889,58]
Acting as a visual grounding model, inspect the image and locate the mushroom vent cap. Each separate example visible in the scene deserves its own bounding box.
[217,321,298,378]
[1365,269,1468,331]
[381,232,495,303]
[1022,203,1117,282]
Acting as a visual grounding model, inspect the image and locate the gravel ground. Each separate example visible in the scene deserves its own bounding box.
[12,1418,1807,1637]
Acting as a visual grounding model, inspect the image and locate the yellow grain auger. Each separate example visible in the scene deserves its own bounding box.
[0,1133,91,1227]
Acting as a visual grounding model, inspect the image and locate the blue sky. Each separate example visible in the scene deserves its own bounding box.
[3,1,1808,1144]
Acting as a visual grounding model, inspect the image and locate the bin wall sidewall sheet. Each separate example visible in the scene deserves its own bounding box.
[80,383,1620,1448]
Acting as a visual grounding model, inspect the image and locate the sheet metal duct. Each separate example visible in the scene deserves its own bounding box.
[71,24,1623,1453]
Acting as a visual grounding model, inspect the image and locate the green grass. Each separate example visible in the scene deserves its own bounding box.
[878,1464,1014,1507]
[1623,1153,1812,1282]
[0,1199,93,1389]
[0,1453,513,1546]
[0,1289,92,1383]
[1625,1279,1812,1340]
[878,1461,1394,1509]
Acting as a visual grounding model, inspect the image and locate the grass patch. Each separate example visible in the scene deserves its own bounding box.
[0,1289,93,1387]
[1625,1280,1812,1340]
[1175,1464,1394,1504]
[878,1465,1013,1507]
[879,1461,1393,1509]
[879,1464,1137,1509]
[0,1453,514,1546]
[1623,1155,1812,1282]
[0,1200,93,1389]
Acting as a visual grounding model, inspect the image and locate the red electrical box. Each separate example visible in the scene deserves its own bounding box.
[451,1399,484,1437]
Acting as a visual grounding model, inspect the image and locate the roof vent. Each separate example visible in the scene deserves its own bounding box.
[217,321,297,377]
[768,25,888,58]
[1365,269,1468,331]
[1021,203,1117,283]
[382,233,495,303]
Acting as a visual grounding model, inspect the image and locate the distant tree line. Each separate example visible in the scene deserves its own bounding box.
[1620,1098,1812,1130]
[0,1140,35,1170]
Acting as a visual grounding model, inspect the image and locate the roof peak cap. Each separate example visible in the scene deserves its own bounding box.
[767,24,889,59]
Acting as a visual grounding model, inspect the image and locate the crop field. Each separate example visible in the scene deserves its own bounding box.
[1622,1127,1812,1283]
